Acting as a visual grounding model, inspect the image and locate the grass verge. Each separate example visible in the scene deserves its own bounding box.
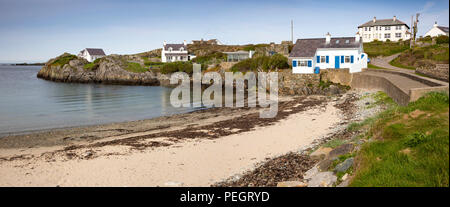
[350,92,449,187]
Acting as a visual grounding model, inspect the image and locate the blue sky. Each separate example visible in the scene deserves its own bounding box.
[0,0,448,63]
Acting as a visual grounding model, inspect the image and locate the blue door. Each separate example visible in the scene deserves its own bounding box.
[335,56,340,69]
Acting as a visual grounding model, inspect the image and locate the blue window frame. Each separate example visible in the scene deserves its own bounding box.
[341,56,344,63]
[351,55,354,63]
[316,56,320,63]
[293,60,297,67]
[326,56,329,63]
[361,54,365,58]
[307,60,312,67]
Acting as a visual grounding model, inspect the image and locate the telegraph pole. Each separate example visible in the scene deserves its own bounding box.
[291,20,293,44]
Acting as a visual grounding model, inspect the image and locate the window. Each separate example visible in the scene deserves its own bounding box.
[345,40,350,44]
[396,25,402,30]
[385,26,391,31]
[369,27,371,31]
[299,60,308,67]
[365,27,367,31]
[180,47,184,51]
[395,33,401,38]
[368,34,371,38]
[344,56,351,63]
[336,40,340,44]
[320,56,326,63]
[385,33,391,38]
[168,47,173,52]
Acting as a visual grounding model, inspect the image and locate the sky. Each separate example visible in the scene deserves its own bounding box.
[0,0,448,63]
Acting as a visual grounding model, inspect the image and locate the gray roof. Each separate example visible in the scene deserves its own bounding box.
[84,48,106,56]
[437,26,449,33]
[164,44,186,51]
[358,18,410,29]
[289,37,361,58]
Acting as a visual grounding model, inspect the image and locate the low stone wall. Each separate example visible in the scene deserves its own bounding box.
[416,64,449,82]
[320,69,353,86]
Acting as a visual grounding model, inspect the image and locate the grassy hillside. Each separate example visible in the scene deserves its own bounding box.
[350,92,449,187]
[364,40,410,57]
[390,43,449,70]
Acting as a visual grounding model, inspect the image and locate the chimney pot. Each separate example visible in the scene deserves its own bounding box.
[373,17,376,22]
[393,16,397,21]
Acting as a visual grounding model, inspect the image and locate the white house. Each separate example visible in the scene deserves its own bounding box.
[358,16,411,42]
[425,22,449,37]
[78,48,106,62]
[161,40,196,63]
[289,33,367,74]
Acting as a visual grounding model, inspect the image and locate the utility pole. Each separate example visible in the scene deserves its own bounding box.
[291,20,293,44]
[411,13,420,48]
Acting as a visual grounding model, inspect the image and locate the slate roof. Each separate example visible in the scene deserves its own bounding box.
[289,37,361,58]
[358,18,410,29]
[164,44,186,51]
[84,48,106,56]
[437,26,449,34]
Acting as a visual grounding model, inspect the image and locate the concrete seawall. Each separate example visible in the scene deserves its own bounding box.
[320,68,449,106]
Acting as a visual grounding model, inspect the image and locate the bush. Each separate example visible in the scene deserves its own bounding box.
[192,52,226,65]
[160,61,194,74]
[230,54,289,72]
[436,35,449,44]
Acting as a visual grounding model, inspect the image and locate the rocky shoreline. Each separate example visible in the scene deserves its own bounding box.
[37,53,167,86]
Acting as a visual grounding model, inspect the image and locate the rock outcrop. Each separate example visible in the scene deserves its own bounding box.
[37,53,160,86]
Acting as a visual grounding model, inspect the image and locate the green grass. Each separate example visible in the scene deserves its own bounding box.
[242,44,270,51]
[83,58,102,70]
[230,54,289,72]
[363,41,410,57]
[350,92,449,187]
[50,53,77,67]
[125,62,148,73]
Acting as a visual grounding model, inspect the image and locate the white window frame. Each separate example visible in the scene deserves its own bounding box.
[344,56,351,63]
[395,33,401,38]
[385,26,391,31]
[385,33,391,38]
[298,60,308,67]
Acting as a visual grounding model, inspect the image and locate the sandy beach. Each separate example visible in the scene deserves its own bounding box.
[0,91,369,187]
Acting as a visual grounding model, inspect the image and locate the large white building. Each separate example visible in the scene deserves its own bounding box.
[425,22,449,37]
[161,41,196,63]
[358,16,411,42]
[78,48,106,62]
[289,33,367,74]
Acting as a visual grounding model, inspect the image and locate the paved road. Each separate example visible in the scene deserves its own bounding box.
[371,53,416,74]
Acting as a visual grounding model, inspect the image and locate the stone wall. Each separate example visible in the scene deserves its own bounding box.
[277,70,347,96]
[416,64,449,82]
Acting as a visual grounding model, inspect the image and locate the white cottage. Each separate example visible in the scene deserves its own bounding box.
[78,48,106,62]
[161,40,196,63]
[289,33,367,74]
[425,22,449,37]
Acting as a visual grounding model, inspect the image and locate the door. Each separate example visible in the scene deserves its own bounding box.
[335,56,340,69]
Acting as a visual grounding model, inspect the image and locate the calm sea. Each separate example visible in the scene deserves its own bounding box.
[0,65,197,136]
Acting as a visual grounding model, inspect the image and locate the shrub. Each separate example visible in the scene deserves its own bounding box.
[230,54,289,72]
[83,58,102,70]
[436,35,449,44]
[404,132,429,147]
[192,52,226,65]
[160,61,194,74]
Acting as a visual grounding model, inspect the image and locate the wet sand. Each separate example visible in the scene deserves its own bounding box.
[0,93,358,186]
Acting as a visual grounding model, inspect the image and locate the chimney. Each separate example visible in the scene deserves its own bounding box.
[325,32,331,44]
[163,40,166,46]
[355,32,360,43]
[373,17,376,23]
[393,16,397,21]
[183,40,187,46]
[434,21,438,27]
